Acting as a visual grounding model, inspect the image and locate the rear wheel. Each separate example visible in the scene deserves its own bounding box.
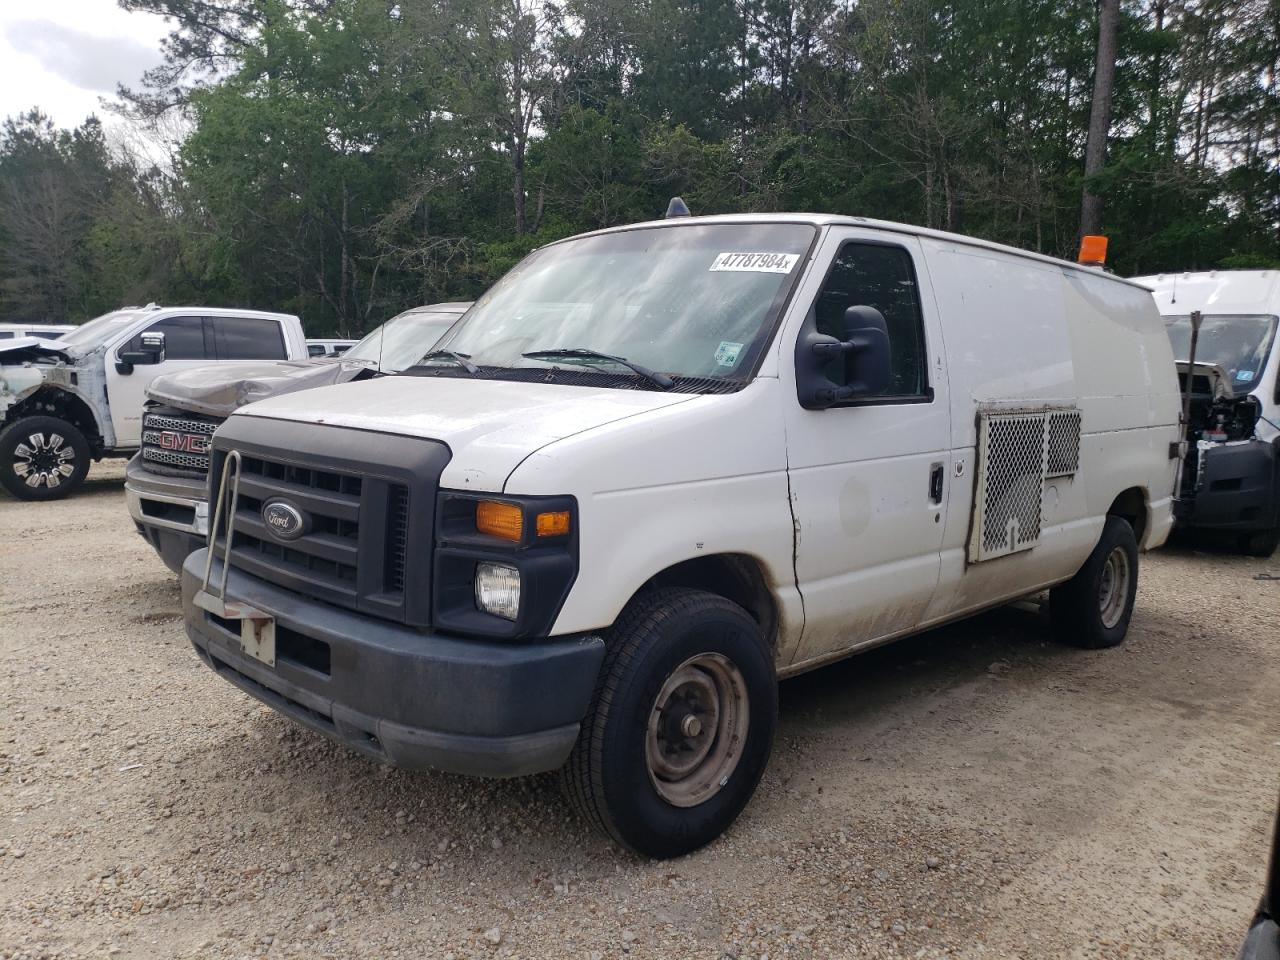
[1050,515,1139,649]
[562,588,776,859]
[0,416,90,501]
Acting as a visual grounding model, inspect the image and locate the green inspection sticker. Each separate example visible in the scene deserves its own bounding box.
[715,341,744,366]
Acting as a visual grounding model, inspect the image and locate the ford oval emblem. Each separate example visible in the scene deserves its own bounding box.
[262,499,308,541]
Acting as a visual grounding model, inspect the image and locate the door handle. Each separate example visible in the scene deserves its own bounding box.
[928,462,944,504]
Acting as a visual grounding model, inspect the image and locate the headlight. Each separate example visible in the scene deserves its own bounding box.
[435,491,576,639]
[475,562,521,620]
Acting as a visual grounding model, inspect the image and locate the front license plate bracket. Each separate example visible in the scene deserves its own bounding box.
[240,616,276,667]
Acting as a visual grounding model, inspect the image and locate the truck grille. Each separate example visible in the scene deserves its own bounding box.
[207,416,448,627]
[141,409,220,479]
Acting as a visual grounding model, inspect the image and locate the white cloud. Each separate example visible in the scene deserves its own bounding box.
[6,20,160,95]
[0,1,170,130]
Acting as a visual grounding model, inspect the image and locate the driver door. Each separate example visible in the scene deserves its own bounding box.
[783,230,951,667]
[104,316,213,448]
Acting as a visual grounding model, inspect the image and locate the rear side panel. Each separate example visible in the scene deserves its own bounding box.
[921,242,1178,625]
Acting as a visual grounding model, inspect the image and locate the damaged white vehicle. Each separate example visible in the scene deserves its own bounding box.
[128,302,469,571]
[0,305,306,500]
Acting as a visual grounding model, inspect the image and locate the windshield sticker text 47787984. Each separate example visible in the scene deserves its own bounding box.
[709,252,800,274]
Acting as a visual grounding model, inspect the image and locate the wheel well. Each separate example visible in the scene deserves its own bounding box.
[1107,487,1147,544]
[4,388,103,453]
[640,554,778,648]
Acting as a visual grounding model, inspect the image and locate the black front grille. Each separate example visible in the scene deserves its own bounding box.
[140,407,221,478]
[209,416,449,626]
[228,455,402,607]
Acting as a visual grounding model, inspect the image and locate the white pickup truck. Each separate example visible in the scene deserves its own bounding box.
[0,305,306,500]
[127,303,469,571]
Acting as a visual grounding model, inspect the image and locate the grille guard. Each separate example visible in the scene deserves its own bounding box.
[192,449,275,663]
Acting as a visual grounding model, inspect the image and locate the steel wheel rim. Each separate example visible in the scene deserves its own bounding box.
[645,652,749,808]
[1098,546,1130,629]
[13,431,76,489]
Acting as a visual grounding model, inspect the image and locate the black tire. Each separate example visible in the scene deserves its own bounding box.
[562,587,777,859]
[0,415,91,501]
[1238,528,1280,558]
[1049,515,1139,649]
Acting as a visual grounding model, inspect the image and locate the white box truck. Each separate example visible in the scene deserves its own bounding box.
[181,212,1181,857]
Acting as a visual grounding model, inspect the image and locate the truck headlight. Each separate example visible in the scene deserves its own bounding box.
[475,562,521,620]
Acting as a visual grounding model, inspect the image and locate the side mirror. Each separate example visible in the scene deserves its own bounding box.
[796,305,892,409]
[117,331,166,372]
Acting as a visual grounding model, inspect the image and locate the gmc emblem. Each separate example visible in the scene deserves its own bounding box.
[156,431,210,455]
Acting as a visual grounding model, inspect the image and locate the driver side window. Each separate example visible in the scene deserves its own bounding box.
[122,317,209,360]
[812,242,927,398]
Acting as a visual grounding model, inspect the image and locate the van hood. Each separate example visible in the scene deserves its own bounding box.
[147,356,368,417]
[232,375,700,491]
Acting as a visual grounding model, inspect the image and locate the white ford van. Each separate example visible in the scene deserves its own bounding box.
[182,213,1181,858]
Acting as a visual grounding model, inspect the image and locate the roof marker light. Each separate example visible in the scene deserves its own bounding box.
[665,197,691,218]
[1078,235,1108,267]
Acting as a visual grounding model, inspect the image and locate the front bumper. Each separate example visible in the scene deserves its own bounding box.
[125,456,208,573]
[181,549,605,778]
[1176,438,1280,534]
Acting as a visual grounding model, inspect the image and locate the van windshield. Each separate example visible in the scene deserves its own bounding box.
[1164,313,1278,390]
[432,223,814,386]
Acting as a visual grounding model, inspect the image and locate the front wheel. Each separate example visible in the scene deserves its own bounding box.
[1238,528,1280,558]
[0,416,91,501]
[1050,515,1139,649]
[562,588,777,859]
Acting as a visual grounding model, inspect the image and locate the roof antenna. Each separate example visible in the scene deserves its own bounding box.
[1171,273,1177,304]
[665,197,691,218]
[376,311,386,373]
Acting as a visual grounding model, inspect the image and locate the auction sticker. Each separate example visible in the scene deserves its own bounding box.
[709,252,800,273]
[715,341,744,366]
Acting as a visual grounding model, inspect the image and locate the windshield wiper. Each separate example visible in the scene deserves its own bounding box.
[522,348,674,390]
[416,350,478,374]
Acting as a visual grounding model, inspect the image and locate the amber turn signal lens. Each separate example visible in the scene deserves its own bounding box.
[476,500,523,541]
[535,510,571,537]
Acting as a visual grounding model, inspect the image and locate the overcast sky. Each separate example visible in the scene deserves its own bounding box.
[0,1,170,131]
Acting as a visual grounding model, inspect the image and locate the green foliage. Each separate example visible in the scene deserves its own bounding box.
[1,0,1277,329]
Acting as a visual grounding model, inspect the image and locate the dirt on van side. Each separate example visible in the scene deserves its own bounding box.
[2,458,1278,960]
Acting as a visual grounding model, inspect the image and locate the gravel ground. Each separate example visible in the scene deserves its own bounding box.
[2,458,1278,960]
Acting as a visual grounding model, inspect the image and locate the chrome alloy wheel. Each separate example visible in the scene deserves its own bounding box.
[13,431,77,489]
[1098,545,1131,630]
[645,652,750,808]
